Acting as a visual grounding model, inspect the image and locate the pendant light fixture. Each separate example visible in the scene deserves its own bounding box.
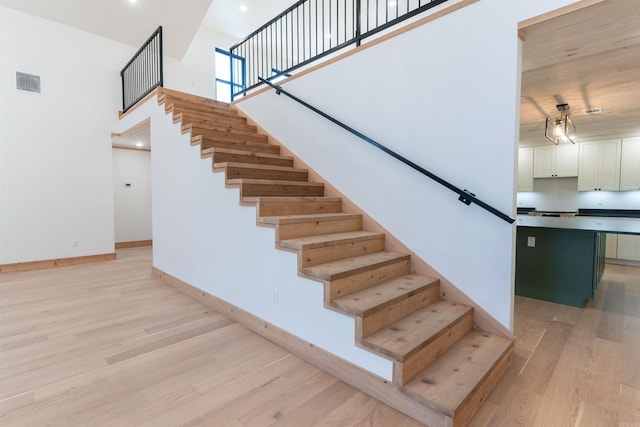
[545,103,576,145]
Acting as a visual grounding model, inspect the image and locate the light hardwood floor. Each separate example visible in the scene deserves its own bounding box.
[0,247,638,426]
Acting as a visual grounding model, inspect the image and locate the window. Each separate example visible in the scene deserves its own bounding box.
[215,48,245,102]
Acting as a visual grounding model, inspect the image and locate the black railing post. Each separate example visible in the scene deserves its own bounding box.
[158,26,164,88]
[258,77,515,224]
[356,0,362,46]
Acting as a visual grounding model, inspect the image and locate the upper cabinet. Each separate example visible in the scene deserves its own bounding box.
[620,137,640,191]
[518,147,534,192]
[578,140,621,191]
[533,144,579,178]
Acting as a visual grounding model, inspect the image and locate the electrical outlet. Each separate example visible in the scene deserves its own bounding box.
[527,236,535,247]
[72,240,79,247]
[273,290,279,304]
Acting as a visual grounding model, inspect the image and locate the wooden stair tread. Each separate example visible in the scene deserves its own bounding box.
[244,196,341,206]
[331,274,439,316]
[215,162,306,173]
[403,330,512,418]
[187,128,268,144]
[160,88,231,109]
[279,231,384,250]
[303,252,410,281]
[176,115,256,133]
[253,196,342,203]
[167,101,241,118]
[362,300,472,361]
[210,148,292,160]
[183,122,259,136]
[259,213,361,225]
[170,105,244,122]
[227,178,322,187]
[195,137,280,155]
[221,163,308,183]
[200,147,293,166]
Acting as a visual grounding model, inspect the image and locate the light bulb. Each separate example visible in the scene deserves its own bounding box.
[554,121,565,137]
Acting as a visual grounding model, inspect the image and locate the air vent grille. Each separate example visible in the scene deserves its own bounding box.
[16,71,41,93]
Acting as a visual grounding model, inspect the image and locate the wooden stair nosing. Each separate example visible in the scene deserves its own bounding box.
[402,330,513,422]
[163,99,237,119]
[206,148,293,168]
[186,128,268,145]
[258,212,362,225]
[268,214,363,242]
[278,231,385,251]
[228,178,324,188]
[362,300,473,362]
[166,101,241,119]
[183,122,260,138]
[221,163,309,183]
[331,274,439,317]
[161,94,233,112]
[232,179,325,198]
[302,251,411,282]
[194,137,281,155]
[255,197,343,217]
[217,162,307,174]
[176,115,257,133]
[160,87,231,109]
[172,108,248,126]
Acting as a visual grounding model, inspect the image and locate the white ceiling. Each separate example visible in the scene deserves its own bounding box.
[519,0,640,146]
[202,0,295,43]
[0,0,214,59]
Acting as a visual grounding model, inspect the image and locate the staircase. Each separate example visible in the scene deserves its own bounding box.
[157,87,513,427]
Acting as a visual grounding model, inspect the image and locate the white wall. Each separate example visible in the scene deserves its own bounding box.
[0,6,134,264]
[164,26,239,101]
[236,0,577,330]
[112,148,152,243]
[518,178,640,212]
[115,96,393,380]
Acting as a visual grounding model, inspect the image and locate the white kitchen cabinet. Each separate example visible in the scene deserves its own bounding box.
[619,137,640,191]
[533,144,579,178]
[578,139,621,191]
[617,234,640,262]
[605,232,618,258]
[518,147,534,191]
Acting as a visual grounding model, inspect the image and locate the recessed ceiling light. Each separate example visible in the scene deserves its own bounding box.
[239,5,248,12]
[127,0,137,4]
[135,142,145,147]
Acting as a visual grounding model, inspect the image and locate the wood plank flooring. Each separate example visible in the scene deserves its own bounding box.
[1,247,639,426]
[0,247,421,427]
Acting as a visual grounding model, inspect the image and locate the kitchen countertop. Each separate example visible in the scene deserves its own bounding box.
[516,215,640,235]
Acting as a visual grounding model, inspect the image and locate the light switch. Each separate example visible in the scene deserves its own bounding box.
[527,236,535,247]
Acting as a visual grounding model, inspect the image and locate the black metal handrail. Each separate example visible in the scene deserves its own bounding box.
[230,0,449,99]
[259,78,515,224]
[120,26,163,112]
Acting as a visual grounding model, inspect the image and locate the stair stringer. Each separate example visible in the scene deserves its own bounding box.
[233,107,512,340]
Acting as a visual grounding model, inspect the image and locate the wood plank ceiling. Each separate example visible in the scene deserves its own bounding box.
[519,0,640,146]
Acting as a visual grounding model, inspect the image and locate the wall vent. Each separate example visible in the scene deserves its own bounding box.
[16,71,41,93]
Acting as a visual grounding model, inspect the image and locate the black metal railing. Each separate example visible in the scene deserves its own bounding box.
[259,78,515,224]
[120,26,163,112]
[230,0,448,99]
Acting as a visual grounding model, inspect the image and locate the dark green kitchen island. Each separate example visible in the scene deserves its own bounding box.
[515,216,640,307]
